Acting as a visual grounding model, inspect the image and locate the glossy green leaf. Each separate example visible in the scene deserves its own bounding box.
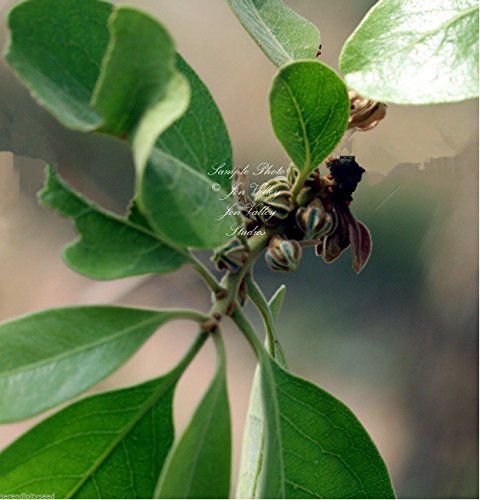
[340,0,479,104]
[0,334,207,498]
[257,355,396,498]
[270,61,349,177]
[93,7,190,170]
[157,55,233,192]
[236,285,287,499]
[156,336,231,499]
[139,149,235,249]
[227,0,320,67]
[0,306,201,423]
[5,0,112,130]
[39,166,188,280]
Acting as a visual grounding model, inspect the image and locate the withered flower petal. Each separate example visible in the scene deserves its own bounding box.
[334,202,372,273]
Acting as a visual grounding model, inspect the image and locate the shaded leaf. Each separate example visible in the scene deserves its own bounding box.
[236,285,287,499]
[39,166,188,280]
[257,354,396,498]
[0,333,207,498]
[93,7,190,170]
[139,149,235,249]
[340,0,479,104]
[0,306,200,422]
[5,0,112,130]
[156,336,231,499]
[227,0,320,67]
[268,284,286,323]
[157,55,233,192]
[5,0,190,168]
[270,61,349,177]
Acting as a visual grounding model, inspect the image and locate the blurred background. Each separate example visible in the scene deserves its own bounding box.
[0,0,477,498]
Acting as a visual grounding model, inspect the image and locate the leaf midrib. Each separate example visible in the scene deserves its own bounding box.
[182,374,224,496]
[280,77,311,172]
[65,373,179,498]
[0,313,169,379]
[231,0,292,64]
[347,4,478,73]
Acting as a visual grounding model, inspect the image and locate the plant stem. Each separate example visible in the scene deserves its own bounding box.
[246,276,276,355]
[187,253,223,294]
[208,229,272,320]
[290,167,308,202]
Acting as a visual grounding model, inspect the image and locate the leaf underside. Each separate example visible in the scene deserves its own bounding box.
[340,0,479,104]
[227,0,320,67]
[0,306,186,422]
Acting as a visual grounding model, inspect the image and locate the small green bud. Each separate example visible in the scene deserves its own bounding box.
[265,234,302,272]
[253,177,293,226]
[211,239,249,273]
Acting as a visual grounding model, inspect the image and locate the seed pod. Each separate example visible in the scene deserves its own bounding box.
[211,239,249,273]
[296,200,336,240]
[253,177,293,226]
[265,234,302,272]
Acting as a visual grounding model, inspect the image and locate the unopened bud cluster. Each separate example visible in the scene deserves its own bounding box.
[213,89,385,276]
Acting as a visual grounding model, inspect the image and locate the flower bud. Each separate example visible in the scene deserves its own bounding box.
[296,201,336,240]
[212,239,249,273]
[253,177,293,226]
[348,90,387,131]
[265,234,302,272]
[287,164,300,185]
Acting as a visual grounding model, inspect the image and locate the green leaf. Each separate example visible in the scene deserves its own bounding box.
[5,0,190,168]
[157,55,233,193]
[139,149,235,249]
[137,55,236,249]
[257,355,396,498]
[237,283,287,499]
[5,0,112,130]
[39,166,188,280]
[270,61,349,177]
[227,0,320,67]
[156,335,231,499]
[339,0,479,104]
[93,7,190,170]
[5,1,233,248]
[0,306,201,423]
[268,284,286,323]
[0,333,207,498]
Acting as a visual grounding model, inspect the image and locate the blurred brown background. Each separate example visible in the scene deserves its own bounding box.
[0,1,477,498]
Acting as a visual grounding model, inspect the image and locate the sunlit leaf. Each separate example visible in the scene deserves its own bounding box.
[340,0,479,104]
[227,0,320,67]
